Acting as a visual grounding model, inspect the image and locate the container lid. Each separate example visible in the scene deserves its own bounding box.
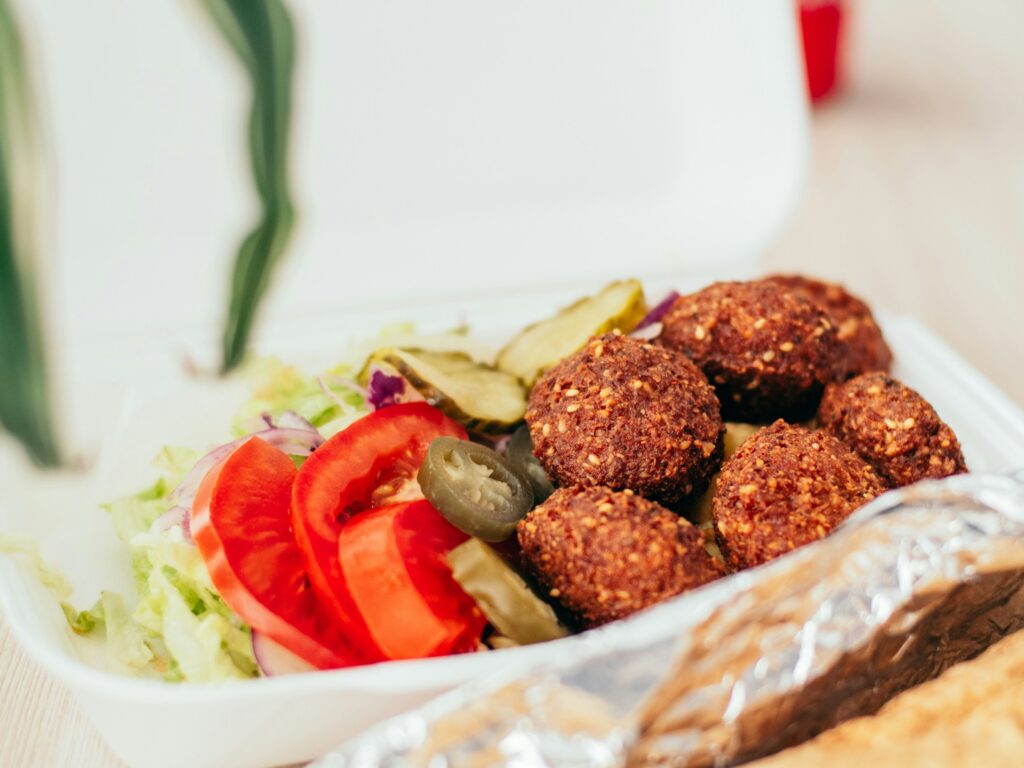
[18,0,808,447]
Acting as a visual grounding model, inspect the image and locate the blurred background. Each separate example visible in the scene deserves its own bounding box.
[3,1,1024,765]
[3,0,1022,469]
[769,0,1024,408]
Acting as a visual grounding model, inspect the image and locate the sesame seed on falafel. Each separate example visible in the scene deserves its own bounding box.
[763,274,893,377]
[526,332,725,507]
[657,281,846,423]
[817,372,967,488]
[712,420,885,570]
[517,486,726,628]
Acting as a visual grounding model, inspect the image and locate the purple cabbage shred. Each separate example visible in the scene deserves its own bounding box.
[367,369,407,410]
[636,290,680,329]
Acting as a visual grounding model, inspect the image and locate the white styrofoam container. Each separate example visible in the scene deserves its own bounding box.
[5,297,1024,768]
[0,1,966,767]
[18,0,808,453]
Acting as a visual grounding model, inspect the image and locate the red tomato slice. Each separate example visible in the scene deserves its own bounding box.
[291,403,467,660]
[339,500,485,659]
[191,437,362,669]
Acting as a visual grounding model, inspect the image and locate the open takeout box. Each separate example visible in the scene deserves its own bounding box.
[5,2,1024,767]
[6,298,1024,768]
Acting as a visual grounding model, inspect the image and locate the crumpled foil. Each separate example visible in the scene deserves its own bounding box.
[313,471,1024,768]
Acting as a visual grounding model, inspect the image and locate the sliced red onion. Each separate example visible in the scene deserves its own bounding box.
[149,506,192,543]
[239,410,322,437]
[148,506,193,542]
[252,631,317,676]
[262,410,320,433]
[630,321,664,341]
[167,440,238,505]
[167,416,324,532]
[169,427,321,504]
[636,290,680,329]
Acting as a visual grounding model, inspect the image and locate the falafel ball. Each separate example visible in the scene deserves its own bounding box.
[764,274,893,376]
[527,332,724,506]
[657,281,845,422]
[817,372,967,488]
[713,420,885,570]
[517,486,726,628]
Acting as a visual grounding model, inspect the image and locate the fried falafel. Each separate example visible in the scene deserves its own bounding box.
[526,332,724,506]
[712,420,885,570]
[817,372,967,488]
[764,274,893,376]
[658,281,845,422]
[517,486,726,628]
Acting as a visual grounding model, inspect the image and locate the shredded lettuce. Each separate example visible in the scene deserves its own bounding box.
[3,338,474,681]
[62,598,102,634]
[152,444,200,479]
[0,452,252,681]
[111,480,258,681]
[88,358,363,681]
[0,537,156,673]
[83,359,368,681]
[103,477,171,544]
[99,591,156,673]
[232,357,366,436]
[0,533,74,599]
[139,567,253,681]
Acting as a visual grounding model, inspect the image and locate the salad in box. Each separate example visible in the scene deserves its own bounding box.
[5,3,1021,766]
[9,272,976,681]
[2,276,1024,768]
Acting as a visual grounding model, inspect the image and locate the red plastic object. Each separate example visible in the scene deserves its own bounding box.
[800,0,844,103]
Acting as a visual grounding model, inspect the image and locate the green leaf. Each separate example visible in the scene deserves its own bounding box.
[0,533,73,600]
[99,591,155,673]
[152,445,200,476]
[0,0,60,465]
[139,567,251,681]
[198,0,297,373]
[102,478,172,543]
[231,357,365,435]
[62,599,103,635]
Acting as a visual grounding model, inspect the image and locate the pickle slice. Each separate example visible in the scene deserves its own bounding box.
[496,279,648,387]
[447,539,568,645]
[361,348,527,433]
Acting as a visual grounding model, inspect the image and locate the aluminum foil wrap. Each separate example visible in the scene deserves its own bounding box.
[314,472,1024,768]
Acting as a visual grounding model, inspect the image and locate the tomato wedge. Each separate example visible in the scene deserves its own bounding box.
[191,437,362,669]
[291,403,467,660]
[339,500,485,659]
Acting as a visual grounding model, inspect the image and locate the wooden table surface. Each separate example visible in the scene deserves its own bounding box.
[3,1,1023,765]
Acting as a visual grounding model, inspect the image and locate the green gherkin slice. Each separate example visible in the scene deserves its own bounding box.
[447,539,568,646]
[361,348,527,434]
[496,279,647,387]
